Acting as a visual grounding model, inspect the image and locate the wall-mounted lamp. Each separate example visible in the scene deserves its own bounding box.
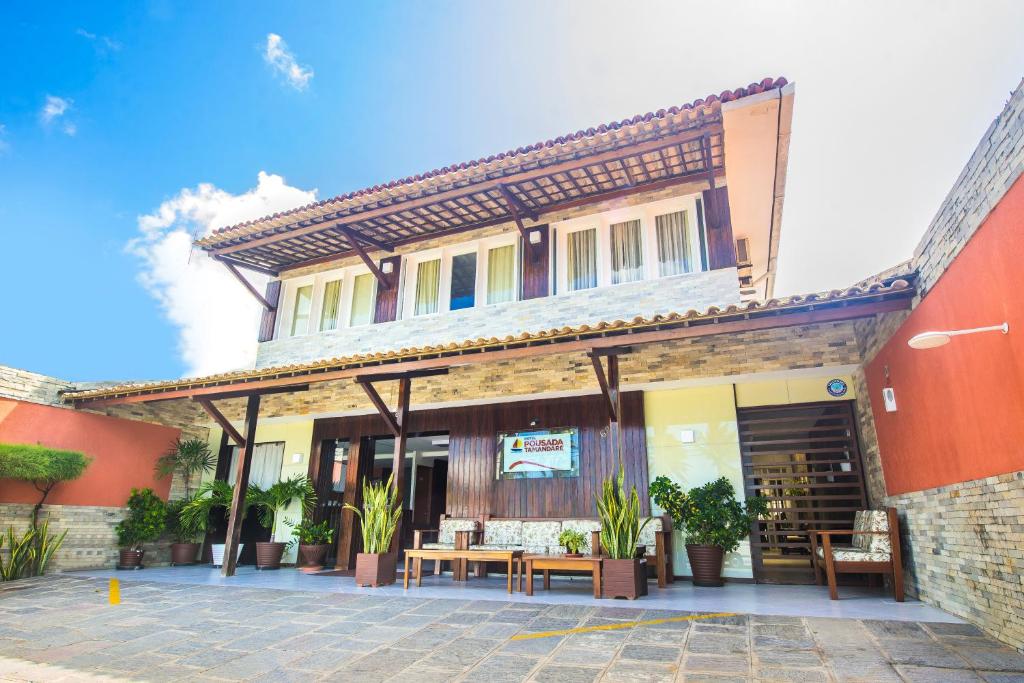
[381,261,394,274]
[528,230,542,245]
[907,322,1008,350]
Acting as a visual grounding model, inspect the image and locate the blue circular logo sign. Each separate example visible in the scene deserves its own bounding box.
[826,378,848,397]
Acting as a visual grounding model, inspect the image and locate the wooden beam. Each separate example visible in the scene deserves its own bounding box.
[222,394,260,577]
[190,384,309,402]
[390,376,411,553]
[354,368,448,383]
[339,227,391,289]
[219,259,274,311]
[589,353,616,422]
[194,398,245,447]
[210,125,723,257]
[339,228,394,253]
[355,379,401,438]
[702,134,717,192]
[69,297,912,406]
[217,255,280,277]
[608,353,623,463]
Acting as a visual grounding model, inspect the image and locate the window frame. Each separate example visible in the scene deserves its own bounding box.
[553,194,706,294]
[401,233,520,319]
[276,263,378,339]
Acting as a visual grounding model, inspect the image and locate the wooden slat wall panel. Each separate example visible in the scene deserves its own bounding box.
[703,186,737,270]
[520,225,550,300]
[373,255,402,323]
[312,392,649,524]
[257,280,281,342]
[737,401,867,584]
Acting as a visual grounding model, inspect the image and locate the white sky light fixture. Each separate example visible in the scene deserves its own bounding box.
[907,323,1009,350]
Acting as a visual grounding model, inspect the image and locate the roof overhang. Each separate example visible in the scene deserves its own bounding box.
[64,277,913,407]
[195,78,791,276]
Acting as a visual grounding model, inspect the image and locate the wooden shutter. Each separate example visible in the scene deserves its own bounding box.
[702,186,737,270]
[521,224,550,300]
[373,255,402,323]
[257,280,281,342]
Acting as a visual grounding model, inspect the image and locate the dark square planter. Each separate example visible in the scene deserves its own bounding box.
[602,558,645,599]
[355,552,397,587]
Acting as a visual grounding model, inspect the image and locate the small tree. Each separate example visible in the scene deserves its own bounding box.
[649,476,768,553]
[0,443,91,527]
[154,438,215,501]
[115,488,167,551]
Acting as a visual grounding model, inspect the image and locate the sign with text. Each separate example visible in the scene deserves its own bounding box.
[496,428,579,479]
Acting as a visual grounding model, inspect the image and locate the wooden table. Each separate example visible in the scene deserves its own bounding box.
[524,554,603,599]
[403,549,523,593]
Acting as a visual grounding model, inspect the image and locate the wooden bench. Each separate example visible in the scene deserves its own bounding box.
[809,507,904,602]
[403,548,523,593]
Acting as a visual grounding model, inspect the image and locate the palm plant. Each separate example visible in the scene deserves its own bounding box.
[249,476,316,542]
[154,438,215,500]
[180,479,238,532]
[344,475,402,554]
[596,466,649,560]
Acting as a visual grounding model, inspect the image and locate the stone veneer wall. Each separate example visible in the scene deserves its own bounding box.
[0,503,171,571]
[0,366,73,404]
[255,267,740,369]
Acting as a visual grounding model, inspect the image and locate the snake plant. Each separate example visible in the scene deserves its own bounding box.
[0,518,67,581]
[344,475,402,554]
[596,466,649,560]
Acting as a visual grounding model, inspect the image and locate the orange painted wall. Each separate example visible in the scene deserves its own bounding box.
[0,399,179,507]
[866,175,1024,495]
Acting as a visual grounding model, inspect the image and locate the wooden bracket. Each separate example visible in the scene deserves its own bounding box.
[354,368,448,438]
[701,133,716,192]
[194,397,245,447]
[340,227,392,289]
[588,347,631,423]
[355,379,401,437]
[219,259,275,311]
[496,184,539,242]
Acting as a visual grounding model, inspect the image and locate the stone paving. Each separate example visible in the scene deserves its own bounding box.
[1,576,1023,682]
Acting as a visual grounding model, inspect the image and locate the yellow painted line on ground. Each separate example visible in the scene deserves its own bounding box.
[510,611,738,640]
[108,578,120,605]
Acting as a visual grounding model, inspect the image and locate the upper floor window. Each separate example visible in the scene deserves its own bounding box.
[555,194,707,293]
[279,265,377,338]
[402,235,519,319]
[290,285,313,336]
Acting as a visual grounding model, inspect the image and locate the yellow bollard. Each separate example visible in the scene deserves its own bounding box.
[109,578,120,605]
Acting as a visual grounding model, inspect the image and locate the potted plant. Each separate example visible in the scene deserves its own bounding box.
[249,475,316,570]
[288,517,334,571]
[181,480,243,567]
[115,488,166,569]
[154,438,216,500]
[596,467,649,599]
[344,474,402,587]
[650,475,767,587]
[558,529,586,558]
[165,499,206,565]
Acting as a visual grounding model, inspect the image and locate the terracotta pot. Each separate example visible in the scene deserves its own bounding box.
[354,552,396,587]
[686,544,725,587]
[602,558,646,599]
[255,541,287,570]
[297,543,329,570]
[117,549,144,569]
[170,542,200,566]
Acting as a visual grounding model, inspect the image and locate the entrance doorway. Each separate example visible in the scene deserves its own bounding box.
[370,432,449,553]
[738,402,867,584]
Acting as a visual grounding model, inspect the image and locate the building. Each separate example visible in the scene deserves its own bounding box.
[3,75,1021,651]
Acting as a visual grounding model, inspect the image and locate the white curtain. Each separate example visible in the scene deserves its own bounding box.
[610,219,643,284]
[228,442,285,489]
[319,279,342,331]
[486,244,515,304]
[414,259,441,315]
[656,210,693,276]
[290,285,313,336]
[567,228,598,291]
[348,273,375,327]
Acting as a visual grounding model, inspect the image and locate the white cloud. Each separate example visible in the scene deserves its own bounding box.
[264,33,314,91]
[128,172,317,377]
[76,27,122,53]
[40,96,77,136]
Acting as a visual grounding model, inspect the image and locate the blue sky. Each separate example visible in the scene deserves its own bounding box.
[2,1,1023,382]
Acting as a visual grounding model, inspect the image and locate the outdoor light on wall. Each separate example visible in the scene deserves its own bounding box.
[381,261,394,274]
[907,323,1009,350]
[528,230,542,245]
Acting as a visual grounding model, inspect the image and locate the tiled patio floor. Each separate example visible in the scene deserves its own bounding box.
[2,574,1023,682]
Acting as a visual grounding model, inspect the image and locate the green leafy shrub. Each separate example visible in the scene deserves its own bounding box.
[558,529,586,554]
[180,479,235,532]
[649,476,768,553]
[165,499,206,544]
[344,475,401,554]
[115,488,167,551]
[0,443,90,526]
[0,519,68,581]
[154,438,215,500]
[249,476,316,542]
[288,517,334,545]
[596,467,649,559]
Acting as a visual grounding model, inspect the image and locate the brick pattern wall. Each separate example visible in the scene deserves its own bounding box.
[913,80,1024,295]
[888,472,1024,651]
[256,268,741,368]
[0,503,171,572]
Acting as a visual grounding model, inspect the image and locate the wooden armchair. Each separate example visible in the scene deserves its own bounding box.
[809,507,904,601]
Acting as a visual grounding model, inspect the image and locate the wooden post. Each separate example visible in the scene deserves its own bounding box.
[222,394,260,577]
[608,354,623,465]
[390,377,411,553]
